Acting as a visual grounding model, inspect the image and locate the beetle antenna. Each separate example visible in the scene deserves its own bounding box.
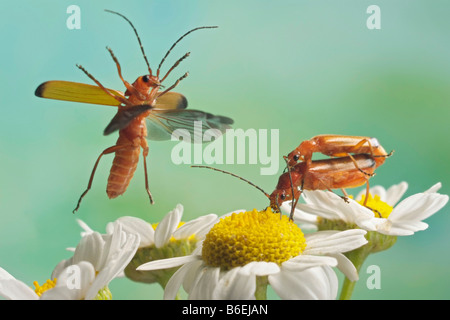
[157,26,218,78]
[191,165,270,199]
[105,10,153,76]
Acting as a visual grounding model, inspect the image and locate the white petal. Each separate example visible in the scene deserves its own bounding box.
[42,261,96,300]
[76,219,94,236]
[188,266,220,299]
[389,193,449,224]
[294,190,373,228]
[297,191,346,221]
[51,258,74,280]
[155,204,183,248]
[109,216,155,247]
[300,191,373,225]
[385,182,408,206]
[355,214,379,231]
[239,261,280,276]
[85,232,140,300]
[346,199,378,227]
[173,214,218,240]
[178,259,204,295]
[0,268,38,300]
[294,203,339,221]
[282,255,337,271]
[85,270,113,300]
[268,268,300,299]
[0,279,39,300]
[377,219,429,236]
[137,255,199,271]
[320,265,339,299]
[98,222,123,268]
[425,182,442,194]
[304,229,367,255]
[98,222,134,272]
[213,267,256,300]
[0,267,15,280]
[328,253,359,282]
[269,265,337,300]
[163,260,203,300]
[72,232,105,270]
[282,201,319,226]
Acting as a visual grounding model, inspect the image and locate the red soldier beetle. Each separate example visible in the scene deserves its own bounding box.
[272,154,378,220]
[194,152,390,221]
[285,135,393,169]
[35,10,233,212]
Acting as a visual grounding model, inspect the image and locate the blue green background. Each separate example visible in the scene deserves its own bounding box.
[0,0,449,299]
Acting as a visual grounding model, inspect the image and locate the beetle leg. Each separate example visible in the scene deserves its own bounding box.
[317,178,349,203]
[157,72,189,98]
[76,64,130,106]
[141,140,154,205]
[73,145,128,213]
[106,47,146,101]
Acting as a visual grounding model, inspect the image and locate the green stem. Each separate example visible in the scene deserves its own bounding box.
[339,245,371,300]
[338,231,397,300]
[340,276,357,300]
[255,276,269,300]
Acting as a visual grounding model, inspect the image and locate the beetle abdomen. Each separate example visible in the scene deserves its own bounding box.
[107,137,141,199]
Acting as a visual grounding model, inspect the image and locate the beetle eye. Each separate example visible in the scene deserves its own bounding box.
[293,155,300,161]
[142,75,150,83]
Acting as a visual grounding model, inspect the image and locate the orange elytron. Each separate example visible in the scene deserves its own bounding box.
[35,10,233,212]
[285,134,392,168]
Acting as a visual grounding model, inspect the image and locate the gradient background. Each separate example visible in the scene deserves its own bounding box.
[0,0,449,300]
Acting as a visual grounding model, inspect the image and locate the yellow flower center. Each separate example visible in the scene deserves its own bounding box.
[358,194,393,218]
[33,278,57,297]
[201,208,307,270]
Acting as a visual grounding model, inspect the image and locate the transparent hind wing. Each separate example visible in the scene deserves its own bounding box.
[146,109,233,142]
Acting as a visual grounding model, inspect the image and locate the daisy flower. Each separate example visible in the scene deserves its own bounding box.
[282,181,448,299]
[0,262,99,300]
[137,208,368,300]
[0,221,139,300]
[285,182,448,237]
[77,204,219,289]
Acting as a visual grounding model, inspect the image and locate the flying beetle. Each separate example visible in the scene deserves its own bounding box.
[35,10,233,213]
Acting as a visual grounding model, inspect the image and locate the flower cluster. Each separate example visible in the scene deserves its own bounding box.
[0,221,139,300]
[0,182,447,300]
